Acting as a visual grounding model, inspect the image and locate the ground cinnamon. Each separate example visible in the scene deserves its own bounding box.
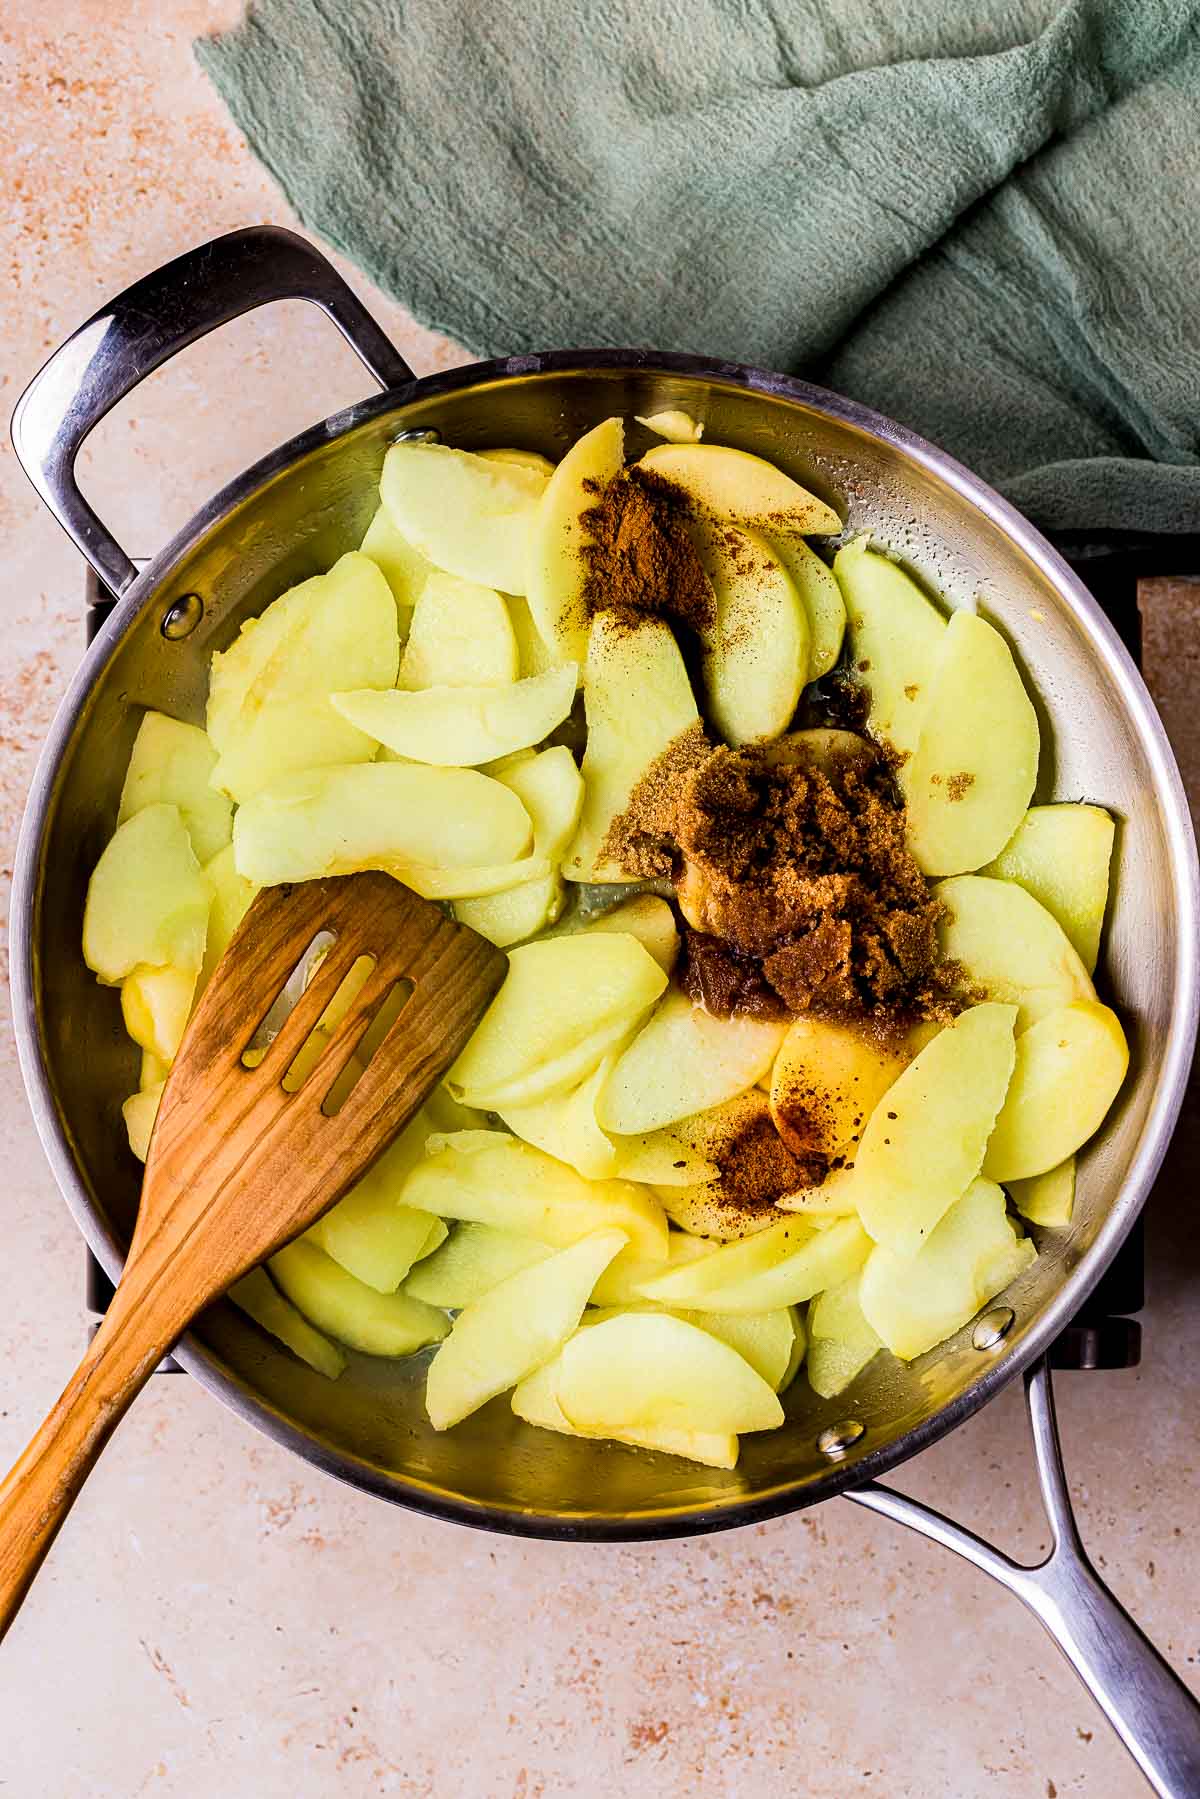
[580,469,714,633]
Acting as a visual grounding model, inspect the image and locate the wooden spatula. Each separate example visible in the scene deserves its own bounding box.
[0,871,507,1642]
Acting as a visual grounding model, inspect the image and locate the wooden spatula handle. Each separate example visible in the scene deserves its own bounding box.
[0,1271,189,1644]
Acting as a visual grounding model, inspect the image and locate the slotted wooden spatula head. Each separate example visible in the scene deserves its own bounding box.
[0,873,507,1641]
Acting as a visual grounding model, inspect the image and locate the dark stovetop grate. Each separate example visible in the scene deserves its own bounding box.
[85,527,1197,1373]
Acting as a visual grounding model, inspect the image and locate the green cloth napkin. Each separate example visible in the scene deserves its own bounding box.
[198,0,1200,533]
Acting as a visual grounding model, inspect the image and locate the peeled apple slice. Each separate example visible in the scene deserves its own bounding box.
[507,594,560,678]
[833,537,945,756]
[638,442,840,536]
[806,1275,883,1399]
[769,1014,918,1164]
[983,1001,1128,1182]
[232,763,532,887]
[597,988,785,1135]
[859,1178,1036,1361]
[478,446,556,477]
[557,1311,785,1435]
[206,552,400,804]
[697,522,809,746]
[900,610,1040,876]
[307,1166,448,1294]
[852,1003,1017,1258]
[637,1214,870,1315]
[564,613,700,882]
[84,803,211,984]
[123,1082,164,1163]
[360,503,437,623]
[501,1055,620,1180]
[455,746,584,947]
[425,1229,626,1429]
[981,804,1115,973]
[936,875,1095,1032]
[635,410,703,444]
[270,1239,449,1358]
[446,932,667,1110]
[590,1230,712,1307]
[680,1306,797,1390]
[200,844,257,984]
[404,1222,553,1308]
[398,571,519,689]
[560,894,681,974]
[229,1268,347,1380]
[511,1354,738,1470]
[118,712,232,863]
[121,963,198,1066]
[399,1131,669,1261]
[1008,1156,1075,1229]
[525,416,625,664]
[768,535,846,680]
[332,663,577,768]
[380,440,546,594]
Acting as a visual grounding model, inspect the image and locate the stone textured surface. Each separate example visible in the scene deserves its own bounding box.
[0,7,1197,1797]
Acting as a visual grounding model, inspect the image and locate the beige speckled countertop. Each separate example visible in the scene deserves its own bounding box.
[1,8,1198,1796]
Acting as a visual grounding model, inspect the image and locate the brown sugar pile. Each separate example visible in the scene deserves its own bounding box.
[607,731,957,1025]
[580,469,714,633]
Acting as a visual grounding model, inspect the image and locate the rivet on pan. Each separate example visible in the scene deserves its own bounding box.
[972,1306,1015,1351]
[161,593,204,640]
[390,427,440,445]
[817,1420,865,1460]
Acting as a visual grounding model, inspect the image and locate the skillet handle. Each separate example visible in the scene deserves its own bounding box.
[846,1358,1200,1798]
[9,225,413,597]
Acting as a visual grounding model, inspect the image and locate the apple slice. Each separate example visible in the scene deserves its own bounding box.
[774,1161,863,1220]
[769,1015,920,1164]
[681,1306,798,1390]
[306,1115,448,1293]
[559,1310,784,1435]
[525,416,625,664]
[501,1054,620,1180]
[596,988,785,1134]
[981,804,1115,973]
[696,522,809,746]
[332,662,577,768]
[206,551,399,803]
[446,932,667,1110]
[399,1132,669,1261]
[269,1240,450,1357]
[564,612,701,882]
[398,571,518,689]
[638,442,840,535]
[549,895,680,974]
[511,1353,738,1469]
[767,535,845,680]
[229,1268,347,1381]
[404,1223,553,1308]
[478,447,556,476]
[859,1178,1036,1361]
[200,844,258,984]
[379,440,546,594]
[806,1274,883,1399]
[454,745,584,948]
[507,594,560,678]
[983,1000,1128,1182]
[936,874,1095,1031]
[425,1229,626,1430]
[118,711,232,864]
[232,762,532,887]
[1007,1156,1075,1229]
[635,410,703,444]
[84,803,211,984]
[649,1090,788,1239]
[360,502,436,625]
[122,1082,164,1163]
[590,1230,711,1307]
[852,1003,1017,1257]
[121,963,198,1066]
[833,537,945,755]
[900,610,1040,876]
[636,1213,870,1314]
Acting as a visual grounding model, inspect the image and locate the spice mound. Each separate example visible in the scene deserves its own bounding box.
[691,1097,820,1234]
[581,469,714,633]
[611,729,956,1024]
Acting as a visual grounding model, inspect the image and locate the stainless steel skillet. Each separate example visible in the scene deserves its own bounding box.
[9,227,1200,1792]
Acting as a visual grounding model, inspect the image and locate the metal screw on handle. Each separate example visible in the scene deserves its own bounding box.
[10,226,414,598]
[846,1358,1200,1798]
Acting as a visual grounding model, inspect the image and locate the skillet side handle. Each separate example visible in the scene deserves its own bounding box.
[846,1358,1200,1799]
[9,225,414,597]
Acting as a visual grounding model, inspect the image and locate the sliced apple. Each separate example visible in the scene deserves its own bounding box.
[610,1127,717,1189]
[639,442,840,535]
[200,844,258,984]
[681,1306,797,1390]
[228,1268,347,1380]
[206,551,399,803]
[635,410,703,444]
[399,1131,669,1261]
[118,711,232,864]
[501,1054,619,1180]
[806,1274,883,1399]
[852,1003,1017,1258]
[1008,1156,1075,1229]
[564,612,700,882]
[774,1161,863,1219]
[478,447,556,476]
[557,1311,784,1435]
[269,1240,450,1357]
[768,535,845,679]
[983,1000,1128,1182]
[981,804,1115,973]
[695,522,809,746]
[769,1015,917,1164]
[232,763,532,889]
[379,440,546,595]
[833,537,945,755]
[446,932,666,1110]
[84,803,211,984]
[307,1139,448,1293]
[637,1213,869,1315]
[597,988,785,1134]
[650,1090,789,1239]
[859,1178,1036,1361]
[900,610,1040,876]
[398,570,518,689]
[454,745,584,947]
[121,963,198,1066]
[332,662,577,768]
[507,594,560,678]
[550,894,680,975]
[425,1229,626,1429]
[122,1081,164,1163]
[404,1222,553,1308]
[525,416,625,664]
[936,874,1095,1031]
[360,502,436,624]
[590,1230,711,1307]
[511,1354,738,1469]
